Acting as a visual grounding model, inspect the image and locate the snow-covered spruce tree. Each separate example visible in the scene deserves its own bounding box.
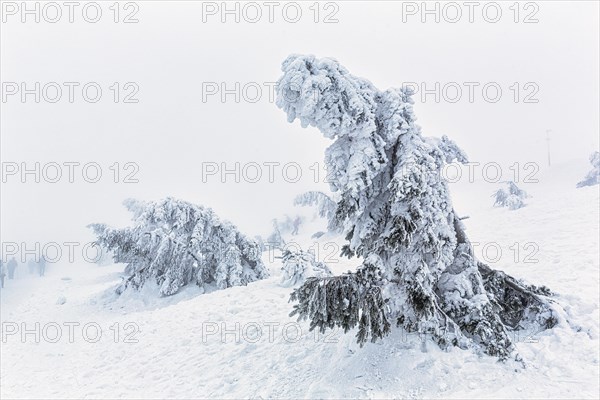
[493,181,528,210]
[277,55,559,358]
[577,151,600,188]
[89,198,269,296]
[281,248,332,287]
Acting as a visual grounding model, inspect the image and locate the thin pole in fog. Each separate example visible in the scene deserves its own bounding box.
[546,129,552,167]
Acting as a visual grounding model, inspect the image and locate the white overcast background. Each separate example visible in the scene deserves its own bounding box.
[1,0,598,246]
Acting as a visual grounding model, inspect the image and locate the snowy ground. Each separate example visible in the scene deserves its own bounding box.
[1,161,598,399]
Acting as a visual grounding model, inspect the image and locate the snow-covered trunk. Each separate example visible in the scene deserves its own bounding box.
[400,209,557,357]
[434,213,515,356]
[381,209,558,357]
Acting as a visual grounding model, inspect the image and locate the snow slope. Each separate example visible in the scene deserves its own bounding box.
[1,161,598,399]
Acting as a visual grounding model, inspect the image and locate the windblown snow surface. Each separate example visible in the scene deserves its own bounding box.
[1,160,598,399]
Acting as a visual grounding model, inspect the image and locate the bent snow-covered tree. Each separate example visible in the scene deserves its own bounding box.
[90,198,268,296]
[576,151,600,188]
[276,55,559,358]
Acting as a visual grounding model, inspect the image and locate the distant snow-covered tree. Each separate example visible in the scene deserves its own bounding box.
[266,219,285,249]
[577,151,600,188]
[90,198,269,297]
[281,248,332,287]
[294,191,341,232]
[253,235,267,252]
[266,215,305,249]
[276,54,560,359]
[493,181,528,210]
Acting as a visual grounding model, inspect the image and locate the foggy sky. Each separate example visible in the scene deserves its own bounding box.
[1,0,598,248]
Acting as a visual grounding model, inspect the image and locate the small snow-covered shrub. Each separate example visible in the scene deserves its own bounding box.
[577,151,600,188]
[493,181,528,210]
[281,249,332,287]
[90,198,269,297]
